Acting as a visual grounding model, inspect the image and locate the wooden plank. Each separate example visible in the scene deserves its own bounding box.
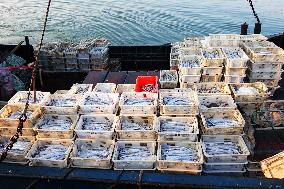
[104,71,127,84]
[83,71,108,85]
[124,71,147,84]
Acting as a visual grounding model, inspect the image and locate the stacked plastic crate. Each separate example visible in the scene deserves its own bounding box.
[90,38,109,70]
[242,40,284,92]
[157,91,202,173]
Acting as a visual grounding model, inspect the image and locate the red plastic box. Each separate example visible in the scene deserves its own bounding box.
[135,76,158,93]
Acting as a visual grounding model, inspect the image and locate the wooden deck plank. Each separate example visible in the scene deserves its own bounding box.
[104,71,127,84]
[83,71,108,85]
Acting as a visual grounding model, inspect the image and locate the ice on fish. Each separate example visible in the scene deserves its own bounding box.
[47,97,77,107]
[124,98,154,106]
[206,118,239,128]
[77,144,110,159]
[161,72,177,81]
[160,120,194,133]
[121,119,152,131]
[163,96,191,105]
[118,146,153,161]
[37,116,73,131]
[84,95,114,105]
[81,117,112,131]
[161,144,199,162]
[204,142,242,155]
[17,93,45,104]
[32,144,68,160]
[180,59,201,68]
[6,110,33,119]
[0,140,30,154]
[223,48,244,59]
[203,50,221,59]
[235,87,259,95]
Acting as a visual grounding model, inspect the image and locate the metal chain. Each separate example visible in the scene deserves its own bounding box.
[0,0,52,162]
[247,0,260,23]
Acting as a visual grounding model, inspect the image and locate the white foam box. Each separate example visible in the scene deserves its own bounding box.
[200,110,245,135]
[25,139,73,168]
[157,141,203,173]
[115,115,156,141]
[70,139,115,169]
[119,92,158,115]
[159,92,199,115]
[230,82,269,103]
[155,116,199,141]
[74,114,117,140]
[112,141,156,170]
[201,135,250,163]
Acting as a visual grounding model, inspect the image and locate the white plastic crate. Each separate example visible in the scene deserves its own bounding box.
[202,48,224,67]
[224,67,247,75]
[93,83,116,93]
[157,141,203,173]
[25,139,73,168]
[42,94,80,114]
[115,115,156,141]
[230,82,269,103]
[201,75,222,82]
[199,95,237,112]
[223,75,246,84]
[202,67,223,75]
[34,114,79,139]
[0,136,35,164]
[155,116,199,141]
[70,139,115,169]
[178,48,202,57]
[247,61,283,72]
[112,141,156,170]
[209,39,240,47]
[159,70,178,89]
[222,47,249,67]
[0,105,41,128]
[0,127,36,137]
[119,92,158,115]
[248,69,283,80]
[8,91,50,108]
[202,135,250,163]
[79,92,119,114]
[159,88,196,93]
[68,83,93,95]
[160,92,199,115]
[239,34,267,41]
[203,162,247,173]
[116,84,135,94]
[242,40,279,52]
[75,114,117,140]
[194,82,231,96]
[209,34,239,40]
[200,110,245,135]
[179,74,200,83]
[246,47,284,63]
[178,56,204,75]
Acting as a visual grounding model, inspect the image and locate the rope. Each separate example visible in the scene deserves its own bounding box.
[247,0,261,23]
[0,0,52,162]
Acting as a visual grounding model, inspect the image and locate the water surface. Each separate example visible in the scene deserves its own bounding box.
[0,0,283,45]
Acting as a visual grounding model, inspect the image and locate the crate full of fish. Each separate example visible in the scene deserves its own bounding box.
[119,92,158,115]
[75,114,117,140]
[200,75,222,82]
[25,139,73,168]
[247,61,283,72]
[160,92,199,115]
[112,141,156,170]
[260,152,284,179]
[241,40,279,54]
[79,93,119,114]
[170,53,180,67]
[157,141,203,174]
[179,74,201,83]
[247,69,283,80]
[194,82,231,96]
[178,56,204,75]
[222,47,249,67]
[223,75,246,84]
[199,95,237,112]
[202,48,224,67]
[159,70,178,89]
[93,83,116,93]
[115,115,156,141]
[116,84,135,94]
[202,66,223,75]
[202,135,250,163]
[200,110,245,135]
[70,139,115,169]
[155,116,199,142]
[0,105,41,128]
[203,162,247,173]
[34,114,79,139]
[230,82,269,103]
[178,48,203,58]
[8,91,50,108]
[0,136,35,164]
[246,47,284,63]
[42,94,80,114]
[67,84,93,95]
